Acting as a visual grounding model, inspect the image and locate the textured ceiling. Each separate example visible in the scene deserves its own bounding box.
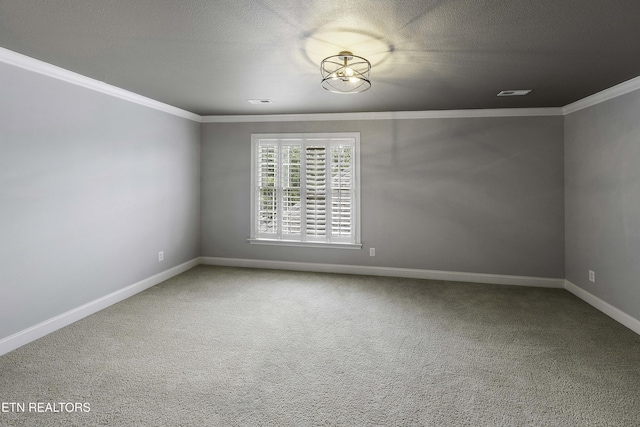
[2,0,640,116]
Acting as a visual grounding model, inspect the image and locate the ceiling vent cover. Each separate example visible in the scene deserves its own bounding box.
[497,90,532,97]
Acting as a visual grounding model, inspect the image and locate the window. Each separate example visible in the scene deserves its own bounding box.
[249,133,361,249]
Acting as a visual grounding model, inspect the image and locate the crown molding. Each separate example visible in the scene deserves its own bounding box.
[3,46,640,122]
[0,47,202,122]
[563,75,640,115]
[202,108,563,123]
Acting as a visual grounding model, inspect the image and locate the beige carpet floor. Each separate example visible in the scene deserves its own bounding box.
[1,265,639,426]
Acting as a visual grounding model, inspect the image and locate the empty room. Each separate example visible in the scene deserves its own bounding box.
[1,1,639,425]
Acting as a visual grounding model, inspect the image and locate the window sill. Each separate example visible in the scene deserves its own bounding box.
[247,239,362,250]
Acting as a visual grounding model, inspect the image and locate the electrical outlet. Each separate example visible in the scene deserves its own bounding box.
[369,248,375,256]
[158,251,164,262]
[588,270,595,283]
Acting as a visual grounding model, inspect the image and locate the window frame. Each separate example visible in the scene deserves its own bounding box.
[249,132,362,249]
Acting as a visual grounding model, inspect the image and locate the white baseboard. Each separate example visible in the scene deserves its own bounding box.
[11,258,638,358]
[0,258,200,357]
[199,257,565,288]
[564,280,640,336]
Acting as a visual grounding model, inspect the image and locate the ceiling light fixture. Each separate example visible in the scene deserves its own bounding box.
[321,51,371,94]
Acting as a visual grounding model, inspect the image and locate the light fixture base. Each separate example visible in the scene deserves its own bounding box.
[337,51,354,61]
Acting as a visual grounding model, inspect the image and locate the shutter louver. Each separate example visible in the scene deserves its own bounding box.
[305,146,327,238]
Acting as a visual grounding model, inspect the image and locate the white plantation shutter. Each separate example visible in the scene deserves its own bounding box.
[281,143,301,237]
[331,144,353,239]
[257,142,277,236]
[251,133,360,247]
[305,145,327,240]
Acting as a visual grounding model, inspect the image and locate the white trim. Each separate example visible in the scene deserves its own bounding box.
[202,108,563,123]
[199,257,565,288]
[0,47,202,122]
[4,46,640,123]
[0,258,199,357]
[564,280,640,336]
[563,75,640,115]
[247,239,362,249]
[250,132,363,139]
[11,258,640,357]
[250,133,361,246]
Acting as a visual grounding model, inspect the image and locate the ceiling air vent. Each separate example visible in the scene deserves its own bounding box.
[247,99,273,104]
[497,90,532,97]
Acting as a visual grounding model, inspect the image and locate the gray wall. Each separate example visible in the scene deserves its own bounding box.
[201,116,565,278]
[0,62,201,340]
[4,49,638,346]
[565,90,640,321]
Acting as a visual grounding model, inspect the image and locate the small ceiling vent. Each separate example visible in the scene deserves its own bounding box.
[247,99,273,104]
[497,90,532,97]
